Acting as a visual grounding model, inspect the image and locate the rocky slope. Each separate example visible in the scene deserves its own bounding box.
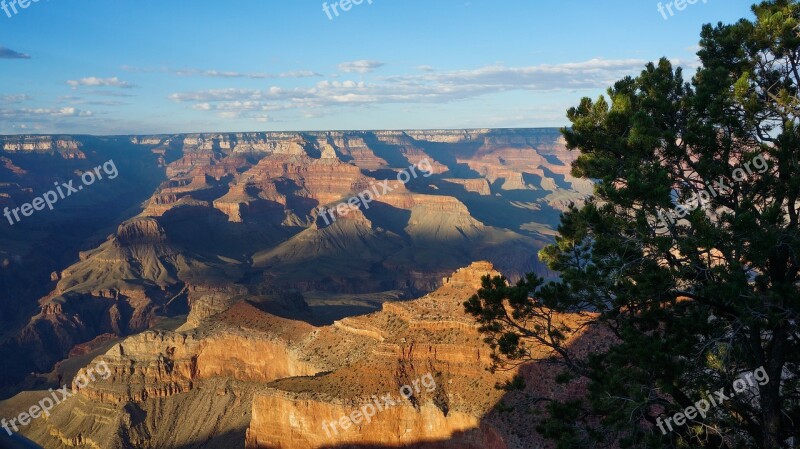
[8,262,597,449]
[0,135,169,396]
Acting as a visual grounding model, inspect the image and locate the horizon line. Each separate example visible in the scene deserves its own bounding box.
[0,126,568,139]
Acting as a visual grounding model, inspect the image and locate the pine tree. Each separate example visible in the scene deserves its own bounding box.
[466,2,800,447]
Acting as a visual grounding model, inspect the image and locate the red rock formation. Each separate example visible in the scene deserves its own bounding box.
[440,178,492,195]
[14,262,605,449]
[328,134,389,170]
[245,262,510,449]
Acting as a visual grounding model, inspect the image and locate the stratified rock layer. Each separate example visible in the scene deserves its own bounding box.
[1,129,594,445]
[13,261,601,449]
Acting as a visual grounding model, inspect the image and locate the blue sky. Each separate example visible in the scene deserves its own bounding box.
[0,0,756,134]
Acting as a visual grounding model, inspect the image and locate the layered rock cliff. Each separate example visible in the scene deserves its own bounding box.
[1,128,592,410]
[0,136,85,158]
[13,263,508,448]
[9,261,602,449]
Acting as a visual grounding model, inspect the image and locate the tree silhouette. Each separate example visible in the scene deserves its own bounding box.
[466,1,800,448]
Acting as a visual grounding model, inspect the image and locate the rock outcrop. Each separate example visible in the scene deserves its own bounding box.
[11,261,602,449]
[245,262,508,449]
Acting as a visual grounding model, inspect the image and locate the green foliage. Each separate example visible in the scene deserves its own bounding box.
[497,375,527,391]
[466,2,800,448]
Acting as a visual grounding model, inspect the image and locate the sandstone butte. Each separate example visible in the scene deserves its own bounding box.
[17,261,604,449]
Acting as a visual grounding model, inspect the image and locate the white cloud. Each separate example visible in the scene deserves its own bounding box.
[58,95,128,106]
[1,94,31,104]
[174,68,323,79]
[338,60,385,74]
[170,58,654,117]
[0,46,30,59]
[381,58,650,89]
[67,77,136,89]
[82,90,136,97]
[122,65,322,79]
[0,107,93,118]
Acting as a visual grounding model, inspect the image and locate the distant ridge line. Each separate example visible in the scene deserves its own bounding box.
[0,127,565,139]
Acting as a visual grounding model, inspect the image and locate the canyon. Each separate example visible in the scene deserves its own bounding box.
[9,261,599,449]
[0,128,593,448]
